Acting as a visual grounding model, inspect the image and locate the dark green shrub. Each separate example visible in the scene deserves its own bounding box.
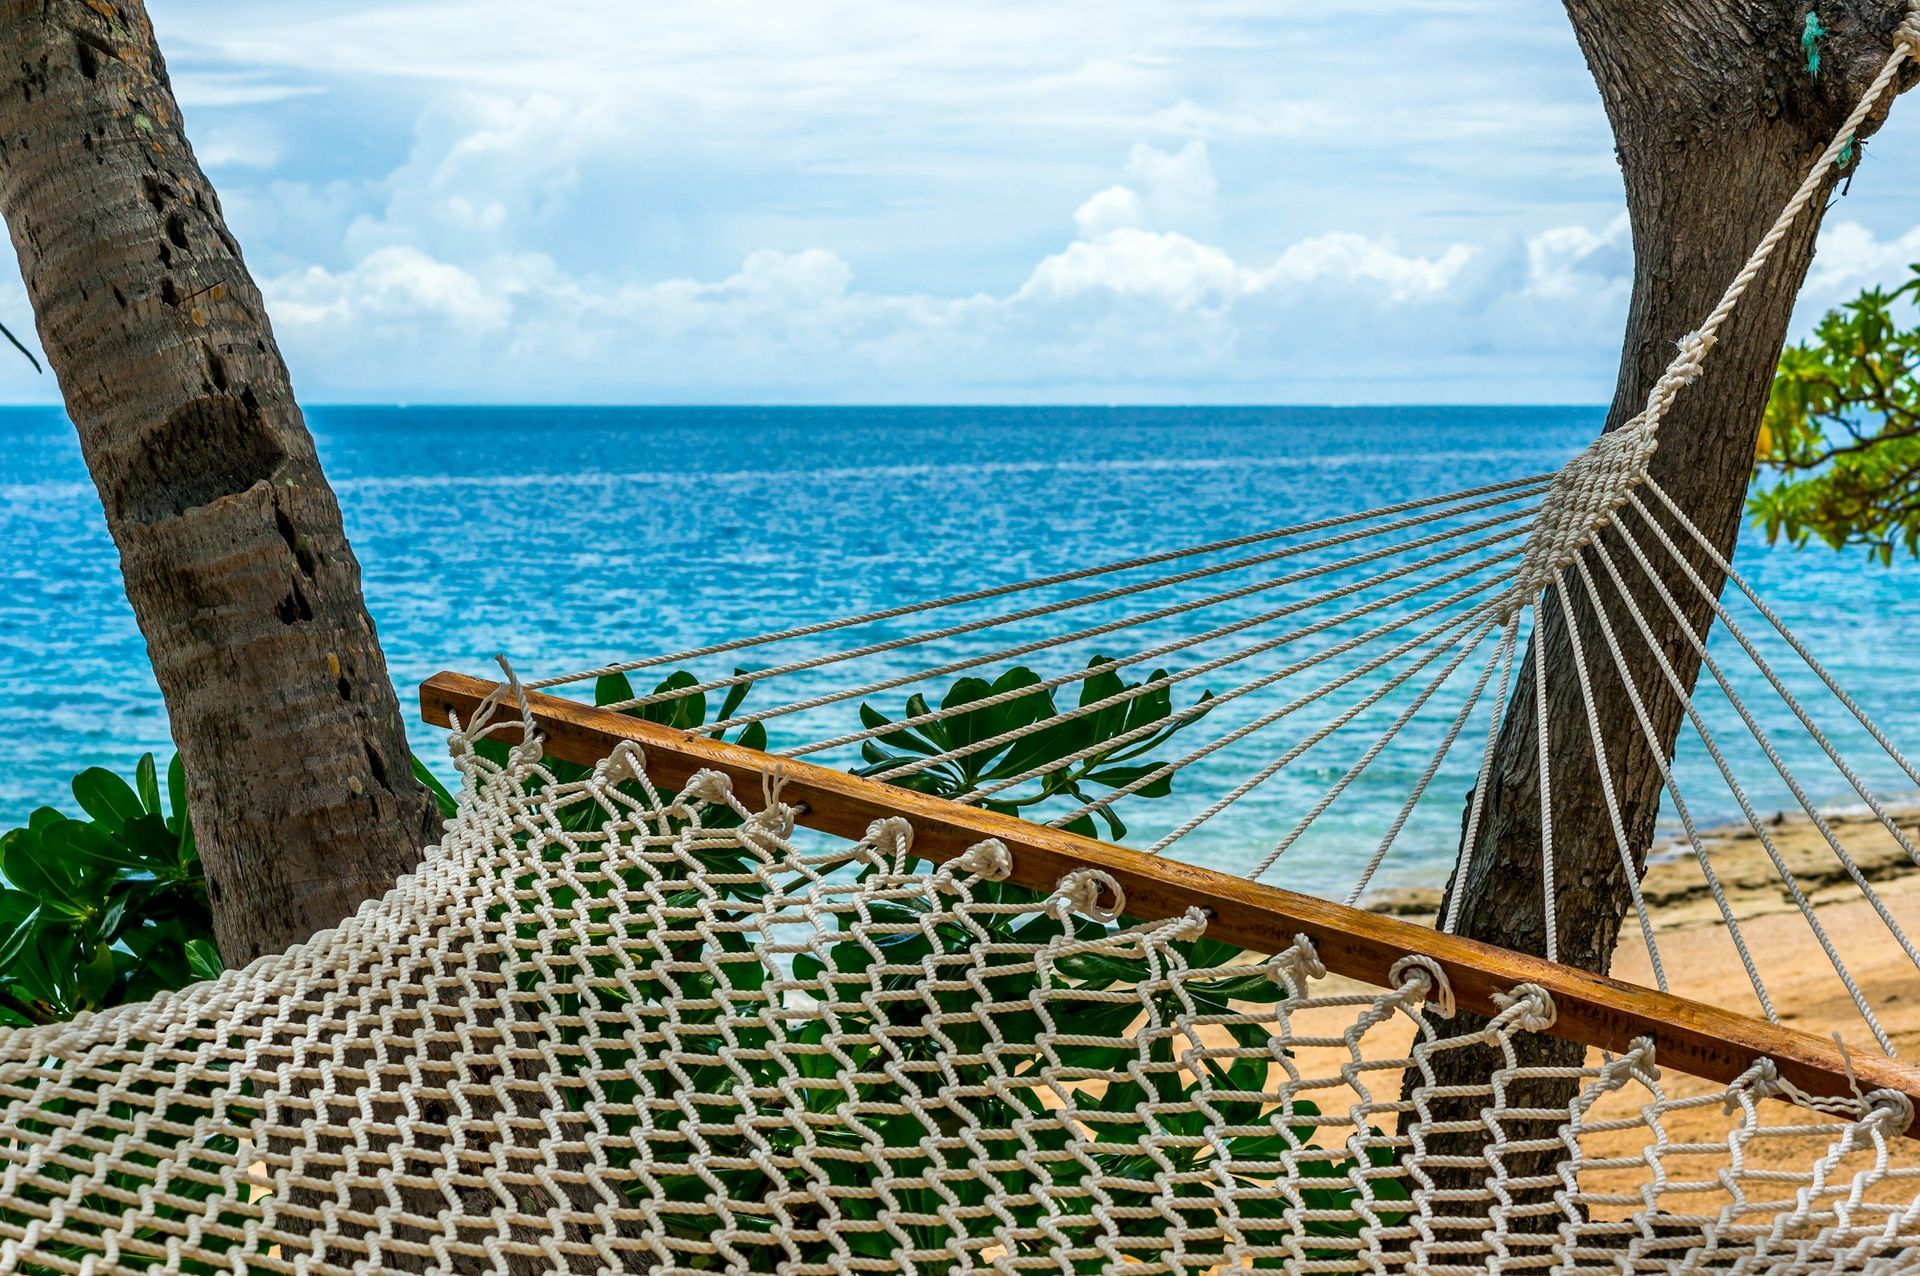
[0,754,216,1025]
[1752,262,1920,562]
[854,655,1212,839]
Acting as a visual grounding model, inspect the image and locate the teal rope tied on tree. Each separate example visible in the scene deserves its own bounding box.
[1803,9,1827,78]
[1804,1,1855,184]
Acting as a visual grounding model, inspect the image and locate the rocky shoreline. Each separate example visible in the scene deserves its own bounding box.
[1360,801,1920,929]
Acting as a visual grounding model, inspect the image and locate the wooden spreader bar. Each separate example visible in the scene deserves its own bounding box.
[423,670,1920,1136]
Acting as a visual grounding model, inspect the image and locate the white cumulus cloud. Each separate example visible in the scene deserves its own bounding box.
[1023,227,1244,309]
[1523,213,1630,300]
[256,124,1506,402]
[1262,233,1474,302]
[1804,221,1920,303]
[270,245,517,331]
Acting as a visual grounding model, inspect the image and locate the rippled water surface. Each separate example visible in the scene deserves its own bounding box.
[7,405,1919,897]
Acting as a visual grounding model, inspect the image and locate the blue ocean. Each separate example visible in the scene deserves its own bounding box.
[6,405,1919,898]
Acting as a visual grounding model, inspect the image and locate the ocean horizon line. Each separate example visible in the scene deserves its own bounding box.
[0,400,1614,413]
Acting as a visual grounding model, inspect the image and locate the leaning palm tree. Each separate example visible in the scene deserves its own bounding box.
[0,1,438,966]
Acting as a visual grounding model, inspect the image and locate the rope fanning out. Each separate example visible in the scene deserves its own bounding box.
[1567,548,1777,1020]
[1609,506,1920,979]
[773,514,1537,754]
[1587,526,1894,1051]
[532,472,1555,692]
[614,485,1550,721]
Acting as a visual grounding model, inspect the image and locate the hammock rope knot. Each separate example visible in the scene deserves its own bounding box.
[744,763,798,839]
[864,814,915,864]
[1868,1089,1918,1133]
[1390,952,1457,1018]
[1052,867,1125,922]
[1270,933,1328,992]
[952,836,1014,881]
[1752,1056,1917,1131]
[1671,327,1716,383]
[1491,983,1558,1034]
[598,741,647,787]
[680,766,734,806]
[1899,8,1920,52]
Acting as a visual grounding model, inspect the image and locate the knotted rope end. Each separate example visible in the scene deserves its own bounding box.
[1389,953,1456,1018]
[680,768,734,807]
[1270,934,1328,993]
[1674,328,1716,378]
[864,815,915,865]
[1491,982,1558,1034]
[743,765,799,840]
[1053,868,1125,923]
[493,655,546,770]
[1897,8,1920,55]
[599,741,648,787]
[952,837,1013,882]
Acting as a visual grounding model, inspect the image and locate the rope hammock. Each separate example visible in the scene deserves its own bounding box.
[7,16,1920,1275]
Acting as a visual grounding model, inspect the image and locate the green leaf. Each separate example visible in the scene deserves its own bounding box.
[717,669,756,724]
[1081,764,1172,796]
[75,942,117,1009]
[0,892,40,972]
[134,754,161,816]
[166,753,188,827]
[858,702,938,756]
[12,924,74,1009]
[185,938,224,983]
[595,671,637,708]
[411,755,458,820]
[646,670,707,730]
[3,823,90,907]
[118,813,179,868]
[72,767,144,832]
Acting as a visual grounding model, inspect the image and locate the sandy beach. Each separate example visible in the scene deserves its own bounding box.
[1325,802,1920,1184]
[1360,802,1920,1049]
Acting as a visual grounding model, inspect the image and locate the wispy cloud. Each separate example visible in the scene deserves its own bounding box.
[169,70,323,109]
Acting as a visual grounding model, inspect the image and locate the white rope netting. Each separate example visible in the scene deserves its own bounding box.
[1,13,1917,1276]
[3,737,1915,1274]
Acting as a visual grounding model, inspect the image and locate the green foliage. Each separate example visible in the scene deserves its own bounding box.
[853,656,1211,840]
[594,666,768,751]
[618,898,1405,1268]
[0,754,212,1025]
[1751,264,1920,564]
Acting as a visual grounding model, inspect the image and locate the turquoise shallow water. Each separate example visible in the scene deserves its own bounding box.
[5,405,1919,898]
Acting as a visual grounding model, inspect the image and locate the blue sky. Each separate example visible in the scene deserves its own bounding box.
[1,0,1917,404]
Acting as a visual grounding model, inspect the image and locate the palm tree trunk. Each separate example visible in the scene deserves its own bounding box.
[0,0,438,964]
[1410,0,1918,1217]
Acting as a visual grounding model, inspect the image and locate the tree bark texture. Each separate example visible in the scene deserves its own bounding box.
[1410,0,1919,1221]
[0,2,438,964]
